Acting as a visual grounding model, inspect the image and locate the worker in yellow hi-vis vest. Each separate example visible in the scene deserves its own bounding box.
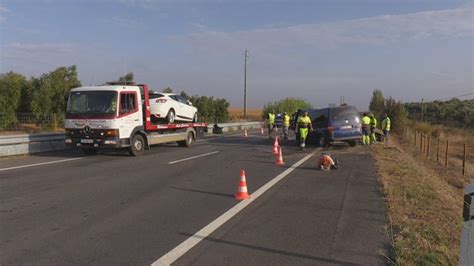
[361,112,371,145]
[296,111,313,149]
[267,110,276,139]
[282,112,291,140]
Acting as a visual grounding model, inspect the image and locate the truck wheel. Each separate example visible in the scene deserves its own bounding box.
[82,148,98,155]
[166,109,175,123]
[177,132,194,147]
[129,134,145,156]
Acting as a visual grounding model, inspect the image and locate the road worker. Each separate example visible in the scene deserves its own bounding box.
[296,111,313,149]
[267,110,276,139]
[381,113,391,145]
[282,112,291,140]
[369,113,377,143]
[361,112,371,145]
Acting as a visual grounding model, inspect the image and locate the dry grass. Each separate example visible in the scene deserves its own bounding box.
[372,138,465,265]
[228,107,262,122]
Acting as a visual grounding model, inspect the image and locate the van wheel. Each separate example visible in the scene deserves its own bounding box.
[349,140,357,147]
[178,132,194,147]
[318,135,327,147]
[129,134,145,156]
[166,109,176,123]
[82,148,98,155]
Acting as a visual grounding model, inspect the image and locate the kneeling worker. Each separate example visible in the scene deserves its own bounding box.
[297,111,313,149]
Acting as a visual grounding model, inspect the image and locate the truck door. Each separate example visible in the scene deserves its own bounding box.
[118,91,142,138]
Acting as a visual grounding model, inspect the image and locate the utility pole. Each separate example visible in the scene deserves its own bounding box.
[243,50,248,120]
[421,98,424,122]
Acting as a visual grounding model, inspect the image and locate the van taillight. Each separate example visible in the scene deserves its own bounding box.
[156,99,167,103]
[328,126,334,135]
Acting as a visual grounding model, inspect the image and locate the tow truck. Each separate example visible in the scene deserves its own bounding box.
[64,83,207,156]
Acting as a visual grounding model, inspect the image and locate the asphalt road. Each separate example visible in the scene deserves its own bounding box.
[0,130,389,265]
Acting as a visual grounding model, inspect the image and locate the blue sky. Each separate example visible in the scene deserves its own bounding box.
[1,0,473,109]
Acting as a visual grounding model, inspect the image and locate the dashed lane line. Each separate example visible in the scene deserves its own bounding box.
[0,158,84,172]
[167,151,220,165]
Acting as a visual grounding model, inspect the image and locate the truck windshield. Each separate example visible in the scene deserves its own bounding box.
[67,91,118,117]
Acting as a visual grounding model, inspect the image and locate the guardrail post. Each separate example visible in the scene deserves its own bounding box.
[445,140,449,168]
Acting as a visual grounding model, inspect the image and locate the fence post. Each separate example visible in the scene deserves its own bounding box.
[462,144,467,176]
[445,140,449,168]
[426,135,430,158]
[420,133,423,151]
[52,113,57,132]
[436,137,440,162]
[414,130,417,147]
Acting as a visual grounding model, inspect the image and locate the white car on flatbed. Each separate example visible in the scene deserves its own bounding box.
[149,92,198,123]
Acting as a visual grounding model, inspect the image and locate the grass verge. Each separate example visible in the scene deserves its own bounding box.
[372,138,464,265]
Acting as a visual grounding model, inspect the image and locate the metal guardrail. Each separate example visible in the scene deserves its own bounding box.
[0,122,263,156]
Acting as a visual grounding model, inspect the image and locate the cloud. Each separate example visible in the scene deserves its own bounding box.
[174,5,474,54]
[0,4,10,23]
[4,42,76,57]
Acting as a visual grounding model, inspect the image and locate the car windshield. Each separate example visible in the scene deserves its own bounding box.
[67,91,118,116]
[330,107,358,121]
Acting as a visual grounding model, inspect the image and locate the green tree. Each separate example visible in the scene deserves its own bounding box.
[369,89,385,117]
[262,97,312,118]
[383,97,408,134]
[0,72,30,129]
[188,95,230,123]
[118,72,134,84]
[163,87,173,93]
[31,66,81,119]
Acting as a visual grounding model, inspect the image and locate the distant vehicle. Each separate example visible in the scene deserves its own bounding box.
[292,105,362,147]
[148,92,198,123]
[65,84,207,156]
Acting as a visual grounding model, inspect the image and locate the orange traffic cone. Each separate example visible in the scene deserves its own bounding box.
[272,137,279,155]
[235,170,250,200]
[244,129,248,137]
[260,127,264,134]
[275,146,285,165]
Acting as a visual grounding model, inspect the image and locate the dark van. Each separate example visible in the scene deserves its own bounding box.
[293,105,362,147]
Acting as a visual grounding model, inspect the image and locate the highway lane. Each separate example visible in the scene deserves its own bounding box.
[1,130,316,265]
[174,145,390,265]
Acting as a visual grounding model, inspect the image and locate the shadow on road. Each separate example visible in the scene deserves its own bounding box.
[170,186,234,199]
[179,232,360,265]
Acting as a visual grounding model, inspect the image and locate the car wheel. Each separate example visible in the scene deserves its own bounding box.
[192,113,198,122]
[129,134,145,156]
[349,140,357,147]
[318,135,327,147]
[82,148,98,155]
[166,109,175,123]
[178,132,194,147]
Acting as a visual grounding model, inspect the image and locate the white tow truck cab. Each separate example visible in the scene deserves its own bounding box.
[64,83,207,156]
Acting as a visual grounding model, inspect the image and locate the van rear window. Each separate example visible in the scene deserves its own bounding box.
[331,107,358,121]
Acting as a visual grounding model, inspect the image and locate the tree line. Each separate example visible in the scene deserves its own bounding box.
[0,67,232,130]
[404,98,474,128]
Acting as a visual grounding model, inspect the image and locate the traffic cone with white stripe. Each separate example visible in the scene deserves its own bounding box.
[272,137,279,155]
[275,146,285,165]
[235,170,250,200]
[243,128,248,137]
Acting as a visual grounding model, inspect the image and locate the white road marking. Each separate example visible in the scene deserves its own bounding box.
[168,151,220,165]
[152,151,316,266]
[0,158,84,172]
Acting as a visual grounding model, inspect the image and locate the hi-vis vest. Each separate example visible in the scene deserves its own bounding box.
[362,116,371,126]
[268,113,275,124]
[297,116,311,128]
[283,114,290,126]
[382,117,391,131]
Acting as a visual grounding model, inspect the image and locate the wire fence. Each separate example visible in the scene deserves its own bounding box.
[0,113,64,134]
[404,127,473,178]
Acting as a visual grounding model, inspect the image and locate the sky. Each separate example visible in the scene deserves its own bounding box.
[0,0,473,109]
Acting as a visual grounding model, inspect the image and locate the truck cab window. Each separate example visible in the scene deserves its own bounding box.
[120,93,137,115]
